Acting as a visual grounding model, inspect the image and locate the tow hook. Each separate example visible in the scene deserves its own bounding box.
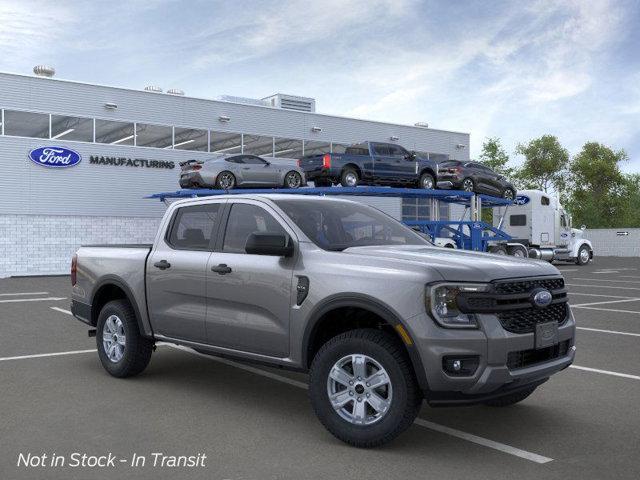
[88,329,96,338]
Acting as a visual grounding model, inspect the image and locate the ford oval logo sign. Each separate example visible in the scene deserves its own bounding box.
[28,146,82,168]
[532,289,553,308]
[514,195,530,205]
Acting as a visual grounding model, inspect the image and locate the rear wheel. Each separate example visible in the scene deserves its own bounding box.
[489,245,508,256]
[96,300,153,378]
[419,172,435,189]
[484,386,537,407]
[309,329,422,448]
[284,171,303,189]
[576,245,591,265]
[507,244,528,258]
[502,188,516,200]
[215,171,236,190]
[340,168,359,187]
[462,178,475,192]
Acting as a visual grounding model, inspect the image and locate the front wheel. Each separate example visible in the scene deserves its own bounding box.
[461,178,475,192]
[576,245,591,265]
[309,329,422,448]
[502,188,516,200]
[284,171,303,189]
[96,300,153,378]
[419,172,435,190]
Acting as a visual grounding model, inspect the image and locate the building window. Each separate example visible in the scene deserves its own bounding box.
[402,199,449,222]
[210,131,242,154]
[50,114,94,142]
[135,123,173,148]
[3,110,50,139]
[243,134,274,156]
[303,140,331,156]
[273,137,303,159]
[173,127,208,151]
[95,119,135,145]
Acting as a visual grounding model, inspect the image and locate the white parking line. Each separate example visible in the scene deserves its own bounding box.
[566,284,640,291]
[0,291,49,297]
[0,349,96,362]
[51,307,72,315]
[571,298,640,307]
[0,297,67,304]
[571,305,640,315]
[570,365,640,381]
[577,327,640,338]
[568,292,637,299]
[572,278,640,284]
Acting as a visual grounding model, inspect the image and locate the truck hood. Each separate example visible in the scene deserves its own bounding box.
[342,245,560,282]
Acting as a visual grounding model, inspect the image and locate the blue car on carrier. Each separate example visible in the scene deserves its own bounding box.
[298,141,439,189]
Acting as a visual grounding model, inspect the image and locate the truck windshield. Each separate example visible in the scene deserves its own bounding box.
[273,199,432,251]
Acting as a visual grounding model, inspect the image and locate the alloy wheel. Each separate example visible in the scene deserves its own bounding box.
[503,189,515,200]
[345,172,358,187]
[462,179,474,192]
[327,354,393,426]
[286,172,301,188]
[219,173,235,189]
[102,315,126,363]
[421,176,434,189]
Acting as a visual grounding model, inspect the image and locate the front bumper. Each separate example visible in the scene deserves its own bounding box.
[406,308,576,405]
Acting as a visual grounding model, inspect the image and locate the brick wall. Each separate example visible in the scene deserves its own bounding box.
[0,215,161,277]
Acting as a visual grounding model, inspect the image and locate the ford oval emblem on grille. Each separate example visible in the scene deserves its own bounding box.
[532,289,553,308]
[28,146,82,168]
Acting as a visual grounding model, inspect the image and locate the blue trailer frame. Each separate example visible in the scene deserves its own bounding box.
[147,186,513,252]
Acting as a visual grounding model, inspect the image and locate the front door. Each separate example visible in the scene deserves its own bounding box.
[240,155,280,185]
[146,201,224,343]
[205,200,295,357]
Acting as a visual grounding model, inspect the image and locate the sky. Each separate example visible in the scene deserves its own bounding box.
[1,0,639,171]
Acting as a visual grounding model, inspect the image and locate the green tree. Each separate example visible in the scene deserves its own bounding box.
[515,135,569,193]
[566,142,628,228]
[619,174,640,227]
[479,137,514,177]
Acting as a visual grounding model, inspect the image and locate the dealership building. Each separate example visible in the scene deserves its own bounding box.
[0,68,470,277]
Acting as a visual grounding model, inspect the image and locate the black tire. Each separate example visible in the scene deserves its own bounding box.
[502,188,516,200]
[489,245,508,256]
[309,329,422,448]
[483,386,537,407]
[340,168,359,187]
[576,245,591,265]
[461,178,475,192]
[314,178,333,187]
[284,171,303,189]
[507,244,528,258]
[96,300,153,378]
[215,171,236,190]
[418,172,435,190]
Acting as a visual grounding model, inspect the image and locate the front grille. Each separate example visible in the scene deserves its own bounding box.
[494,278,565,295]
[497,303,568,334]
[507,339,572,370]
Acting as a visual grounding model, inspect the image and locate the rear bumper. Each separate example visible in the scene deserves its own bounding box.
[179,172,209,188]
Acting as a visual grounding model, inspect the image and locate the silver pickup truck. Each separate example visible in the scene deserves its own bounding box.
[71,194,575,447]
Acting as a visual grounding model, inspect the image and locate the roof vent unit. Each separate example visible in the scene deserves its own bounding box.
[144,85,163,93]
[217,95,270,107]
[33,65,55,78]
[414,122,429,128]
[262,93,316,113]
[167,88,185,96]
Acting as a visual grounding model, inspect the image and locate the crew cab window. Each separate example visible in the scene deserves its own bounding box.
[167,204,221,250]
[510,214,527,226]
[387,145,407,157]
[372,144,390,156]
[345,144,369,156]
[223,203,287,253]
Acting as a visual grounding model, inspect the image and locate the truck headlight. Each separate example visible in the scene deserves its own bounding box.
[426,283,490,329]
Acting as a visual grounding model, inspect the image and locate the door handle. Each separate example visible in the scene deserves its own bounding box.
[211,264,232,275]
[242,167,250,170]
[153,260,171,270]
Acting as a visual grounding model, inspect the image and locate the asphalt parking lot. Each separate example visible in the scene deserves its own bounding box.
[1,257,640,480]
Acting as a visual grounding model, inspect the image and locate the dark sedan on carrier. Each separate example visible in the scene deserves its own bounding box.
[179,154,307,190]
[436,160,516,199]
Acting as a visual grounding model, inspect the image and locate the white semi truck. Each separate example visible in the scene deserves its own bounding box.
[492,189,593,265]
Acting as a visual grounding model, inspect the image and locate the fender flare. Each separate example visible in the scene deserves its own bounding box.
[571,239,593,258]
[301,293,429,391]
[90,275,153,338]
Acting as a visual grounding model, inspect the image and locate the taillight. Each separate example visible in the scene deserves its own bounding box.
[322,154,331,168]
[192,164,202,170]
[297,159,302,167]
[71,253,78,286]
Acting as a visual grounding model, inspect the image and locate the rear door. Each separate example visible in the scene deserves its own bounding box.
[146,201,224,343]
[370,143,393,181]
[205,200,296,357]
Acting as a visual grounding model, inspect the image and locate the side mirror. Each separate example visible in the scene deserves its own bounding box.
[245,232,293,257]
[404,152,416,160]
[581,225,586,230]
